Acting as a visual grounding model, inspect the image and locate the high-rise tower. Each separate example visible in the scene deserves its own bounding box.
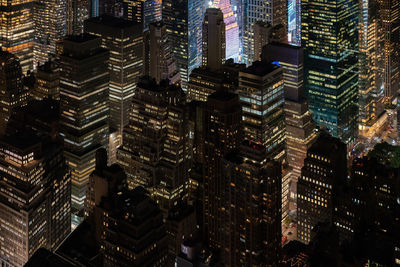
[66,0,90,35]
[143,21,180,84]
[117,77,192,215]
[242,0,287,64]
[84,15,143,159]
[238,61,286,161]
[33,0,67,67]
[202,8,226,71]
[202,91,242,249]
[302,0,358,144]
[0,51,29,133]
[297,133,347,244]
[222,142,282,265]
[162,0,205,90]
[0,0,34,73]
[0,131,71,267]
[123,0,162,30]
[263,43,318,220]
[60,34,109,212]
[212,0,240,61]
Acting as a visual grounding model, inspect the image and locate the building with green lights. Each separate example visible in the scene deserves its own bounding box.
[301,0,358,144]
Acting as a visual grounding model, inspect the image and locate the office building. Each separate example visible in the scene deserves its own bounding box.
[0,131,71,267]
[33,0,67,67]
[263,43,318,219]
[211,0,240,61]
[358,0,384,136]
[162,0,205,90]
[60,34,109,212]
[380,0,400,103]
[118,77,192,214]
[144,21,180,84]
[0,51,29,134]
[123,0,162,29]
[242,0,287,64]
[221,141,282,265]
[84,149,168,266]
[302,0,358,144]
[238,61,286,161]
[31,60,60,100]
[67,0,90,35]
[202,8,225,71]
[202,91,242,249]
[85,15,143,158]
[0,0,34,73]
[297,133,347,244]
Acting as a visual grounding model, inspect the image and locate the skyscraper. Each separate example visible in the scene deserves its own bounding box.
[263,43,318,220]
[238,61,286,161]
[123,0,162,29]
[85,150,168,266]
[0,131,71,267]
[60,34,109,212]
[162,0,205,90]
[0,51,29,134]
[66,0,90,35]
[358,0,382,136]
[0,0,34,73]
[202,91,242,249]
[242,0,287,64]
[31,60,60,100]
[222,141,282,265]
[297,133,347,244]
[117,77,192,215]
[211,0,240,61]
[302,0,358,144]
[84,15,143,157]
[33,0,67,67]
[143,21,180,84]
[380,0,400,103]
[202,8,226,71]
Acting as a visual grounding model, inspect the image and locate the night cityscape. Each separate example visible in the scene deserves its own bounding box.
[0,0,400,266]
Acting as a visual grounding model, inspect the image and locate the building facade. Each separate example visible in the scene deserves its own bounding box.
[238,61,286,161]
[212,0,240,61]
[0,131,70,267]
[0,0,34,73]
[162,0,205,90]
[84,15,143,157]
[242,0,287,65]
[144,21,180,84]
[263,43,318,219]
[0,51,29,134]
[222,142,282,265]
[60,35,109,212]
[202,91,242,249]
[33,0,67,67]
[297,133,347,244]
[117,77,192,215]
[302,0,358,144]
[202,8,225,71]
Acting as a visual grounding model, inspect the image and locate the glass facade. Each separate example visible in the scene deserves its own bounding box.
[162,0,204,91]
[302,0,358,144]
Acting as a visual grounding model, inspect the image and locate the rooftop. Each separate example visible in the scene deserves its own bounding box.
[86,14,141,29]
[241,60,280,76]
